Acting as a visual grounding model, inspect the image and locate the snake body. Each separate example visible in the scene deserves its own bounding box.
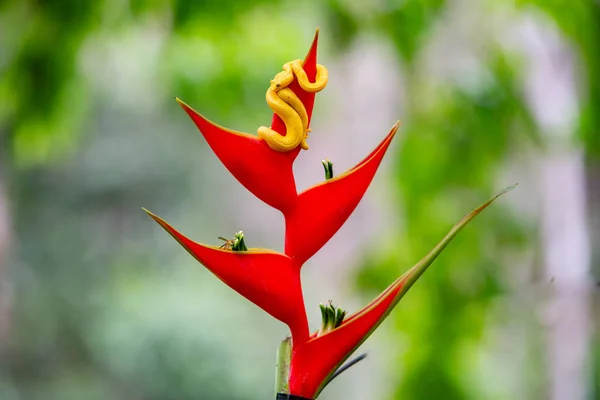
[258,59,328,152]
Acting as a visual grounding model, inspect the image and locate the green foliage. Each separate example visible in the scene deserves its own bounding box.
[0,0,100,166]
[323,0,446,62]
[379,0,447,62]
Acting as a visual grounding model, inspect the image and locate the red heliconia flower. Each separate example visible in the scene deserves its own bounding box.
[143,31,328,343]
[286,187,515,398]
[145,29,515,400]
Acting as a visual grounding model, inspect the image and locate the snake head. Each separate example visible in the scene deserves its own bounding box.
[271,69,294,91]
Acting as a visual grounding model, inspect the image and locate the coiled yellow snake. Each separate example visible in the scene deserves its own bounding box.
[258,59,328,152]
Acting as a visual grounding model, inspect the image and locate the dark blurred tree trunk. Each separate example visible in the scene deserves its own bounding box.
[587,165,600,278]
[0,167,11,351]
[541,149,591,400]
[585,146,600,400]
[524,26,592,399]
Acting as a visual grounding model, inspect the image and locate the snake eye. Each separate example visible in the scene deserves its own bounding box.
[276,83,281,87]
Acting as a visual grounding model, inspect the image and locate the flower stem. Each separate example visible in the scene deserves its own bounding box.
[275,337,292,396]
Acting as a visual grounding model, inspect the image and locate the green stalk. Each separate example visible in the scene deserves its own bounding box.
[275,337,292,396]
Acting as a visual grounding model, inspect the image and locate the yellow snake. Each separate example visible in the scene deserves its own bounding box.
[258,59,328,152]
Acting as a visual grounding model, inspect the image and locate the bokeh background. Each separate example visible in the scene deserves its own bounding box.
[1,0,598,399]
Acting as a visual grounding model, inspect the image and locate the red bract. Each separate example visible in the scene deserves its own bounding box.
[287,187,514,398]
[144,209,310,342]
[284,123,398,264]
[175,101,299,213]
[145,30,513,400]
[270,30,319,136]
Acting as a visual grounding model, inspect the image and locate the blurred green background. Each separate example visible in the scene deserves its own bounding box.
[0,0,598,399]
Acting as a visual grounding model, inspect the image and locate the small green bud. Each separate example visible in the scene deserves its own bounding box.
[326,304,335,330]
[318,301,346,336]
[322,159,334,180]
[231,230,248,251]
[334,307,346,328]
[318,303,329,336]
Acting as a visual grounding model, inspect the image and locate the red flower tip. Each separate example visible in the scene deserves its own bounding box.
[284,122,399,264]
[286,185,516,398]
[270,29,320,137]
[143,208,310,341]
[176,99,298,213]
[175,30,328,212]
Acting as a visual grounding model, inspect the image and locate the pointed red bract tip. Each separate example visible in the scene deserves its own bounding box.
[284,123,399,263]
[177,99,299,213]
[144,209,310,341]
[270,29,320,137]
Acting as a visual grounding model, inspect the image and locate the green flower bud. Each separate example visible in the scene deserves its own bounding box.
[231,231,248,251]
[318,301,346,336]
[322,159,334,180]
